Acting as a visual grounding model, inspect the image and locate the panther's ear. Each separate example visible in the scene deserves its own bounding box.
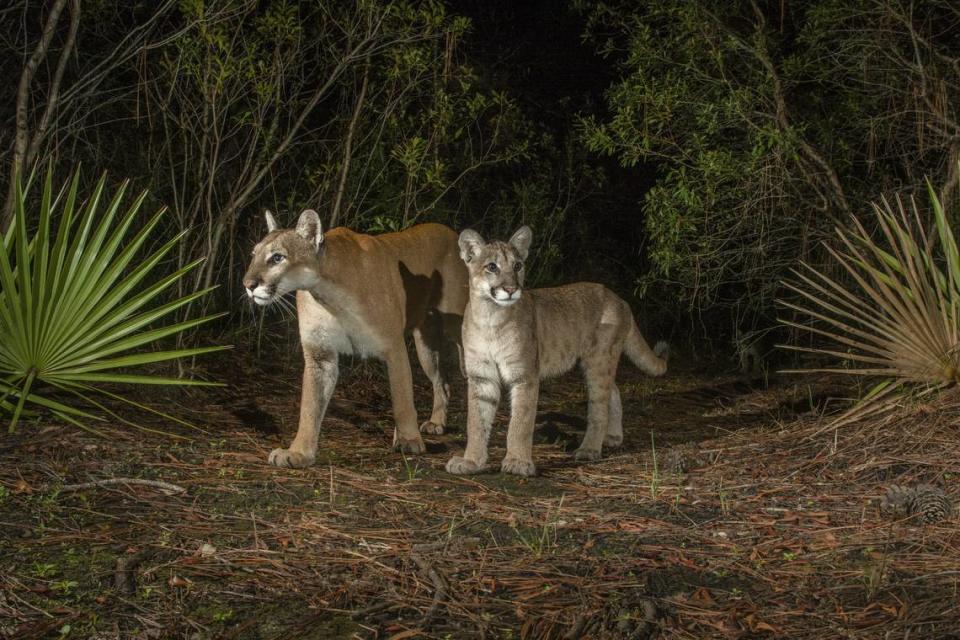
[265,209,279,233]
[459,229,485,264]
[508,225,532,261]
[296,209,324,252]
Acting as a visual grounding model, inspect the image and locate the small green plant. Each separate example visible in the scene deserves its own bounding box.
[718,477,730,516]
[52,579,79,595]
[38,488,61,512]
[861,554,888,601]
[0,169,227,433]
[63,548,82,568]
[211,608,234,623]
[400,454,422,481]
[33,562,58,578]
[513,495,564,557]
[782,178,960,424]
[649,431,660,500]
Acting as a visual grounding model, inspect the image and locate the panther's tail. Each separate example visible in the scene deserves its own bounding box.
[624,323,668,377]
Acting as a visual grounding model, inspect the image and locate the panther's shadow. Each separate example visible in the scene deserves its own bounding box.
[229,403,280,435]
[534,411,586,451]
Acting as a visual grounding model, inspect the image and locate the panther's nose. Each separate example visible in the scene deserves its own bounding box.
[243,277,259,292]
[502,286,517,296]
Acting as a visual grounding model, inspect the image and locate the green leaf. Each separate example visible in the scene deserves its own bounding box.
[0,168,228,433]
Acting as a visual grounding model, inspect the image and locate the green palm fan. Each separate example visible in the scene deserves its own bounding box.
[780,179,960,426]
[0,170,227,433]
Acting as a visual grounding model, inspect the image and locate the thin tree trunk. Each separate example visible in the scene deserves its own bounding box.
[330,60,370,229]
[25,0,81,170]
[3,0,71,230]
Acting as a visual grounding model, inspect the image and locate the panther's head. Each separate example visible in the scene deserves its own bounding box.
[458,226,532,307]
[242,209,324,306]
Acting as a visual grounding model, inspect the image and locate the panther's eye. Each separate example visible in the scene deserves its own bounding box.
[514,261,523,272]
[268,253,285,265]
[485,262,499,274]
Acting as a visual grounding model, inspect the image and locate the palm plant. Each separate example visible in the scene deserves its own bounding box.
[0,169,226,433]
[780,180,960,425]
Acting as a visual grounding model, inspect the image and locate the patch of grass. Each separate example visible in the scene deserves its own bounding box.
[718,477,730,516]
[513,495,565,557]
[399,453,423,481]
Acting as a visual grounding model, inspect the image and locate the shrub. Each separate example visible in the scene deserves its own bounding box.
[781,180,960,424]
[0,170,226,433]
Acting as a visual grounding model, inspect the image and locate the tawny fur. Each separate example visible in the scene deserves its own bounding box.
[446,226,667,477]
[243,210,468,468]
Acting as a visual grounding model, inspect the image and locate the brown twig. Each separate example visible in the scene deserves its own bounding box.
[60,477,186,495]
[409,551,447,624]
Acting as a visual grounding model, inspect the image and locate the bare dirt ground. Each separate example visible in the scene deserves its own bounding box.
[2,342,960,639]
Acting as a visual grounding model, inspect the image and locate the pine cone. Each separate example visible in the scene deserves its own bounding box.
[663,445,705,474]
[880,484,953,524]
[906,485,953,524]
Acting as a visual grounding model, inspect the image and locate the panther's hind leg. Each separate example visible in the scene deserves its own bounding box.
[413,311,449,435]
[575,356,617,462]
[576,309,626,462]
[604,384,623,448]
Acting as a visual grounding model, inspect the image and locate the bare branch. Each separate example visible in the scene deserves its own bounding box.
[25,0,80,170]
[3,0,70,229]
[330,59,371,228]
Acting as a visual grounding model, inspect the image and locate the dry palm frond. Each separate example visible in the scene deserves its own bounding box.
[779,179,960,426]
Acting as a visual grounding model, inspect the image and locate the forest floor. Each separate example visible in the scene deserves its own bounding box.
[2,341,960,639]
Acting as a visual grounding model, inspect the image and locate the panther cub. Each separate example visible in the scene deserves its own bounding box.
[446,226,668,477]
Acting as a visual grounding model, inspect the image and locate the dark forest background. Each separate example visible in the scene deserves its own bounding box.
[4,0,960,358]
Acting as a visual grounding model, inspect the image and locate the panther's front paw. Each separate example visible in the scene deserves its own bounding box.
[573,447,602,462]
[268,448,315,468]
[393,435,426,455]
[603,434,623,448]
[419,420,445,435]
[446,456,483,475]
[501,456,536,477]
